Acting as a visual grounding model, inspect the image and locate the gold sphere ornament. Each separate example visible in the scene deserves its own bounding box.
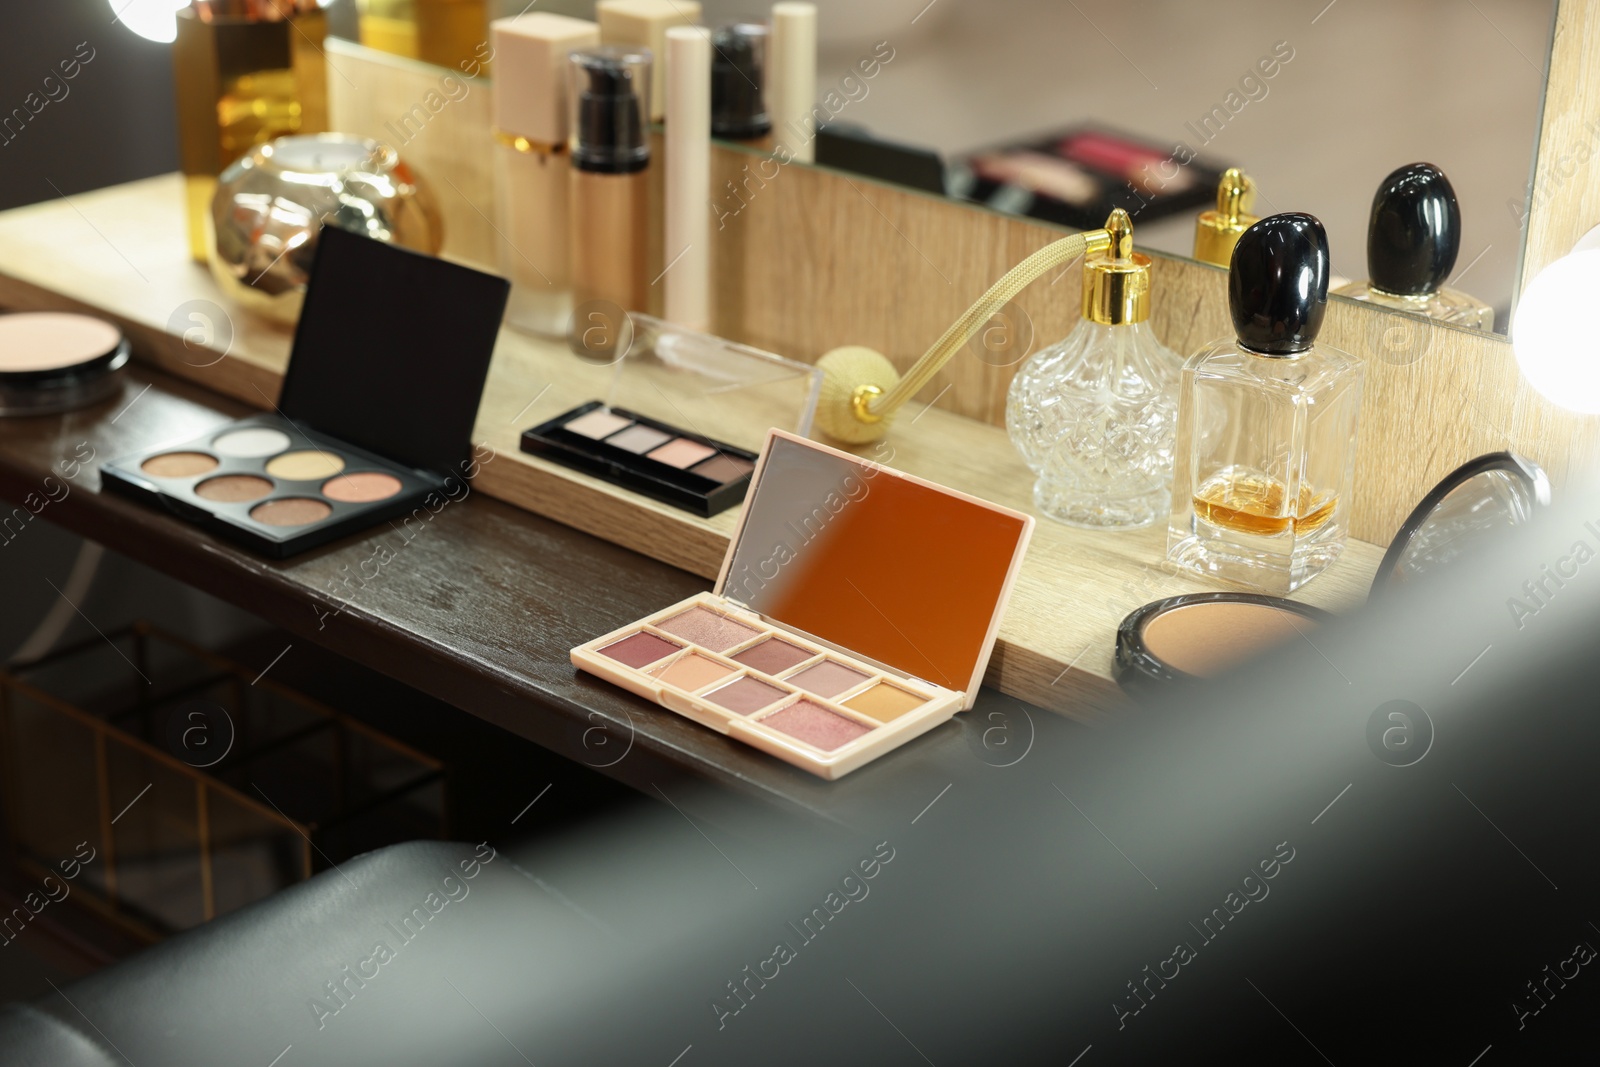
[207,134,443,323]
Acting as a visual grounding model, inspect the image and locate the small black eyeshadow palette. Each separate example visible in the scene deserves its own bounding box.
[101,226,510,558]
[521,401,759,517]
[101,415,449,559]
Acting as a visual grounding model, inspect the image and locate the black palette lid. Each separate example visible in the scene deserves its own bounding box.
[279,226,510,475]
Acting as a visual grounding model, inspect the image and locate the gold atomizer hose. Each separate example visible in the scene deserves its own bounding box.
[815,226,1115,444]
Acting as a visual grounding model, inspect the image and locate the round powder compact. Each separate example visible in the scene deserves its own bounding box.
[0,312,130,416]
[251,498,332,527]
[1116,593,1335,695]
[141,452,219,479]
[195,474,274,503]
[323,472,403,503]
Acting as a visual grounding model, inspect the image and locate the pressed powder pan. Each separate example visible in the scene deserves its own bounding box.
[0,312,130,416]
[1117,452,1551,696]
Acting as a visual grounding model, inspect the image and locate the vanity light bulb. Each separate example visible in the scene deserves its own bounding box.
[1513,249,1600,415]
[109,0,191,43]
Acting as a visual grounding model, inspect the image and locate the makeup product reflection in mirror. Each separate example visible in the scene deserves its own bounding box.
[0,312,130,416]
[572,430,1033,779]
[1118,451,1550,696]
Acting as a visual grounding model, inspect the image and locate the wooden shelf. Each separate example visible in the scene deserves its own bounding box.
[0,174,1380,718]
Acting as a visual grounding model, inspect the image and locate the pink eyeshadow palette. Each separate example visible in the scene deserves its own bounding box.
[521,402,759,517]
[573,593,950,778]
[571,432,1034,781]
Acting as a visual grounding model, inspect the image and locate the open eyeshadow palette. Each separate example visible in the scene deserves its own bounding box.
[573,430,1034,779]
[522,401,757,517]
[102,227,509,557]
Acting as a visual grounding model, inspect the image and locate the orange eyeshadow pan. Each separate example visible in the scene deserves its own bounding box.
[650,653,735,692]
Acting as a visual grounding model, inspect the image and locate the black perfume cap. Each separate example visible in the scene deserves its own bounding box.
[1366,162,1461,296]
[1228,213,1330,356]
[570,47,651,174]
[710,22,771,141]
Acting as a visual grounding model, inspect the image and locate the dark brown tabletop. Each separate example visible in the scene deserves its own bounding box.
[0,365,1088,828]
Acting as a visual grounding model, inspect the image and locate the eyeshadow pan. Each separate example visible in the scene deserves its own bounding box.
[598,631,682,669]
[705,676,787,715]
[251,498,333,527]
[214,427,292,458]
[607,424,673,454]
[788,660,870,699]
[654,606,759,652]
[843,682,926,723]
[266,450,345,480]
[324,472,403,503]
[647,438,716,470]
[141,452,218,479]
[732,637,814,675]
[689,453,754,483]
[195,474,273,503]
[564,409,632,440]
[650,653,735,692]
[762,700,872,751]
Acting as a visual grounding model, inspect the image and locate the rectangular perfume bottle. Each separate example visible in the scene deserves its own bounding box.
[1334,282,1495,331]
[1167,338,1363,594]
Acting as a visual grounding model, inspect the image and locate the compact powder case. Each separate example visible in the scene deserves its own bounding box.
[522,401,758,517]
[1117,452,1551,696]
[102,227,509,557]
[572,430,1034,779]
[0,311,130,416]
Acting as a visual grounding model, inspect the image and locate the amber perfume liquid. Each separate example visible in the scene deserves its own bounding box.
[1168,340,1363,595]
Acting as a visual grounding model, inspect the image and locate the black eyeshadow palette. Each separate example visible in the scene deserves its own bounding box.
[101,414,455,558]
[521,401,759,517]
[101,226,509,558]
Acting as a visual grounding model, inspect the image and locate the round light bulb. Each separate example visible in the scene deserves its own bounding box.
[110,0,193,44]
[1512,248,1600,415]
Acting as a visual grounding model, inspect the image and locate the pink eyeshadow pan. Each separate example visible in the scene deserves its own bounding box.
[655,605,759,652]
[732,637,813,675]
[789,660,870,698]
[705,676,787,715]
[598,631,682,669]
[648,438,716,469]
[762,700,872,751]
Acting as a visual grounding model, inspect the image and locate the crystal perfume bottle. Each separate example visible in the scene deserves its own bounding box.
[1007,209,1180,528]
[1168,213,1365,594]
[1334,162,1494,330]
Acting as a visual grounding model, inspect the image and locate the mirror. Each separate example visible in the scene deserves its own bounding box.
[325,0,1558,336]
[1372,452,1550,595]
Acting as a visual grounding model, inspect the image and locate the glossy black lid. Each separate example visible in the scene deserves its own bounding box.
[710,23,770,140]
[1228,213,1330,355]
[1366,162,1461,296]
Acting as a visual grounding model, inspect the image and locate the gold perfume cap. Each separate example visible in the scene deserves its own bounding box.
[1082,209,1151,325]
[1193,168,1259,267]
